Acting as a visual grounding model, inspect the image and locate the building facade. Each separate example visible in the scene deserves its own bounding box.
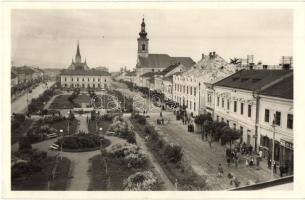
[258,75,293,174]
[213,69,293,151]
[60,42,111,89]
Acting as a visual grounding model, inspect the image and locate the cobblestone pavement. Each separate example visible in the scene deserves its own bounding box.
[147,112,280,190]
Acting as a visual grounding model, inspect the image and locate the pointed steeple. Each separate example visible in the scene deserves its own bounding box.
[139,17,147,38]
[75,40,81,63]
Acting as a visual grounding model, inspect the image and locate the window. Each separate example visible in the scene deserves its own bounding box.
[190,101,192,109]
[88,78,90,81]
[77,77,79,81]
[275,111,281,126]
[183,86,185,93]
[227,100,230,110]
[186,100,188,108]
[222,98,224,108]
[248,105,252,117]
[142,44,146,51]
[217,97,220,106]
[83,78,85,81]
[234,101,237,112]
[93,78,95,81]
[287,114,293,129]
[174,84,176,91]
[240,126,243,134]
[194,88,196,96]
[221,118,224,122]
[64,77,67,81]
[190,87,192,95]
[72,77,73,81]
[187,86,189,94]
[194,102,196,111]
[227,120,229,125]
[233,123,236,130]
[217,116,219,122]
[241,103,244,115]
[265,109,270,122]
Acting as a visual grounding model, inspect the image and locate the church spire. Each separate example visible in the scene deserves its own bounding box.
[75,40,81,63]
[139,17,147,38]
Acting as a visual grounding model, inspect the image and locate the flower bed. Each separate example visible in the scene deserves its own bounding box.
[106,116,136,144]
[123,170,158,191]
[56,133,111,152]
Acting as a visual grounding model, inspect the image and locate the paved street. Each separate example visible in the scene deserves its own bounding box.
[11,81,55,114]
[146,112,279,190]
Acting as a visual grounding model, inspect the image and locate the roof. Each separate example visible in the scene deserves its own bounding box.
[140,71,162,78]
[162,76,173,82]
[61,69,111,76]
[11,72,18,79]
[260,75,293,99]
[137,54,195,69]
[180,54,237,84]
[214,69,293,91]
[125,71,137,76]
[160,63,181,76]
[12,66,36,75]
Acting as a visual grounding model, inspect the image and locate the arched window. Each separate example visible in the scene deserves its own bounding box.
[142,44,146,51]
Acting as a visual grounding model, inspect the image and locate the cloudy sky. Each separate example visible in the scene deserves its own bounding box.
[11,9,292,71]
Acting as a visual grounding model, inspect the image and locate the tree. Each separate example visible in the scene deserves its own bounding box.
[19,137,32,152]
[229,57,241,65]
[213,121,227,141]
[220,127,241,152]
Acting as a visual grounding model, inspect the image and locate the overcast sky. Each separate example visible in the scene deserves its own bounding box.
[11,9,292,72]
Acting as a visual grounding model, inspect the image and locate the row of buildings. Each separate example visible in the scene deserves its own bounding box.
[11,66,45,87]
[115,18,294,174]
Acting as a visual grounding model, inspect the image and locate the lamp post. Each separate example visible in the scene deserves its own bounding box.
[271,115,276,179]
[59,129,63,160]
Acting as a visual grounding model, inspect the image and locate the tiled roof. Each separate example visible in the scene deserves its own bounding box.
[260,75,293,99]
[160,63,181,76]
[214,69,293,91]
[61,69,111,76]
[137,54,195,69]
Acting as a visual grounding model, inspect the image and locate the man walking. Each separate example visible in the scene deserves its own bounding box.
[217,164,224,177]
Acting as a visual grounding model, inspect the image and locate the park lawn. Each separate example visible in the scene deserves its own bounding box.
[49,94,91,109]
[50,157,71,190]
[11,119,33,145]
[88,119,112,134]
[89,154,138,191]
[48,119,78,136]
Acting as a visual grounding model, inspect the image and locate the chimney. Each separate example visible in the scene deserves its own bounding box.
[202,53,205,59]
[213,52,216,58]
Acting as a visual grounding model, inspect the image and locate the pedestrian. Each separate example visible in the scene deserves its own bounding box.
[227,156,231,167]
[161,118,164,125]
[273,162,277,174]
[160,111,163,118]
[245,158,249,167]
[259,149,263,161]
[217,164,224,177]
[249,157,254,167]
[235,156,238,168]
[208,136,212,148]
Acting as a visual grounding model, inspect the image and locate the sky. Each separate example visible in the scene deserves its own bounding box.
[11,9,293,72]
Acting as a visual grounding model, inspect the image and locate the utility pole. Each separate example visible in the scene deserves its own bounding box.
[271,114,276,179]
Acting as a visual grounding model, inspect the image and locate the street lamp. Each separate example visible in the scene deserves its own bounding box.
[59,129,64,160]
[271,114,276,179]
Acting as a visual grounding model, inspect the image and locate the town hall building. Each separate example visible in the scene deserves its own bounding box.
[60,42,111,89]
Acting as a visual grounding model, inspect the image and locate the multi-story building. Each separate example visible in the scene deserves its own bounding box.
[258,75,293,174]
[173,52,237,116]
[60,42,111,89]
[213,69,293,151]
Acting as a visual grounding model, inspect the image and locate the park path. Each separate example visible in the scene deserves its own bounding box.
[125,117,176,191]
[76,114,89,133]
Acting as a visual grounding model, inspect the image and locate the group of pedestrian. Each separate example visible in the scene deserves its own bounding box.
[240,142,253,155]
[217,164,240,187]
[226,149,240,168]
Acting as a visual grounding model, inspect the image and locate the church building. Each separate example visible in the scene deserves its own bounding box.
[60,42,111,89]
[135,18,195,76]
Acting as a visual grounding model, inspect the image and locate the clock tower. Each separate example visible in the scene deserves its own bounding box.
[137,18,149,57]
